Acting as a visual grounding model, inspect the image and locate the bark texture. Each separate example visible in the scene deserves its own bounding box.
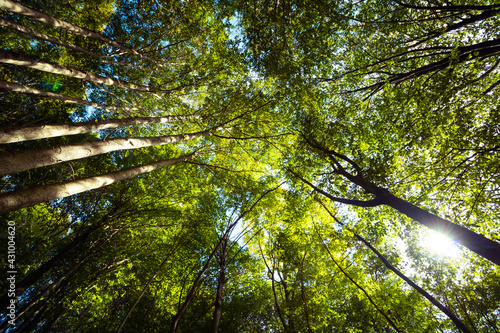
[0,80,149,113]
[0,151,199,213]
[299,142,500,267]
[377,189,500,267]
[0,0,161,64]
[210,238,228,333]
[0,130,210,175]
[0,50,153,92]
[0,17,123,66]
[0,114,199,144]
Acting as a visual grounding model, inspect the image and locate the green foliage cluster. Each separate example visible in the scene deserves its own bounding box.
[1,0,499,332]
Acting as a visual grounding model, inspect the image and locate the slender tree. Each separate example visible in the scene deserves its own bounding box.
[291,136,500,266]
[313,223,402,333]
[0,113,199,144]
[0,130,210,175]
[0,50,158,92]
[117,239,185,333]
[0,0,162,64]
[169,184,281,332]
[0,150,202,213]
[169,235,226,333]
[317,199,473,333]
[210,237,228,333]
[0,17,126,66]
[350,38,500,94]
[0,80,157,114]
[2,0,500,331]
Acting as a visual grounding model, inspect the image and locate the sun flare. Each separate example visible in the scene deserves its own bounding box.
[420,230,461,258]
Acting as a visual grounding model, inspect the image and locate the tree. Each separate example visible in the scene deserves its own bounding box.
[0,112,199,144]
[289,134,500,266]
[2,0,500,332]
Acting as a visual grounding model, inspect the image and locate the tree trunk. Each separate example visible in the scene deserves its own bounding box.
[377,189,500,266]
[13,224,100,295]
[0,80,154,114]
[1,202,121,296]
[271,267,288,331]
[363,38,500,92]
[318,200,472,333]
[361,233,472,333]
[314,225,402,333]
[0,150,200,213]
[0,130,210,176]
[7,230,119,329]
[0,50,154,92]
[210,238,228,333]
[0,0,162,65]
[298,167,500,266]
[169,237,225,333]
[0,17,125,66]
[117,240,184,333]
[0,199,121,297]
[0,114,199,144]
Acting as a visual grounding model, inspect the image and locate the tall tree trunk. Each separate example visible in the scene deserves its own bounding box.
[0,0,162,65]
[169,237,225,333]
[167,186,278,333]
[376,188,500,266]
[318,200,473,333]
[9,224,100,297]
[359,38,500,93]
[305,175,500,266]
[0,231,116,332]
[361,232,472,333]
[278,270,295,332]
[0,150,201,213]
[117,240,185,333]
[313,225,402,333]
[300,278,313,333]
[270,265,288,331]
[0,80,154,114]
[210,238,228,333]
[294,144,500,266]
[37,299,68,333]
[258,243,289,332]
[0,17,125,66]
[0,129,210,175]
[0,201,121,304]
[0,114,199,144]
[7,230,119,330]
[0,50,155,92]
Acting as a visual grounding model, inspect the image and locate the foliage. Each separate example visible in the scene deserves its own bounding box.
[1,0,499,332]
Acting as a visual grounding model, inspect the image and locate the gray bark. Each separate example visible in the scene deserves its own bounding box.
[0,114,199,144]
[0,80,151,113]
[0,150,200,213]
[0,17,124,66]
[0,50,153,92]
[0,0,162,64]
[0,130,210,176]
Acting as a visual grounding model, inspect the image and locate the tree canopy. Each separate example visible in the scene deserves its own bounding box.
[1,0,499,332]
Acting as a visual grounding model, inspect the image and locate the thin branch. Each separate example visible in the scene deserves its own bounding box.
[312,221,402,333]
[290,170,382,207]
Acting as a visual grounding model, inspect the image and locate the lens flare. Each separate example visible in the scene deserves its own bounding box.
[420,229,461,258]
